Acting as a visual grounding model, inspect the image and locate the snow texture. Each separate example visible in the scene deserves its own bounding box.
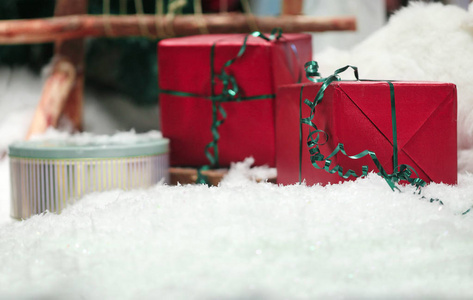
[0,3,472,299]
[0,68,43,153]
[0,160,472,299]
[30,127,163,146]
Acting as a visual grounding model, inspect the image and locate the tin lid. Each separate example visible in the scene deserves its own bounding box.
[9,133,169,159]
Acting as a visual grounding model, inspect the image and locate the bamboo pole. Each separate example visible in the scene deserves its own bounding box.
[0,13,356,45]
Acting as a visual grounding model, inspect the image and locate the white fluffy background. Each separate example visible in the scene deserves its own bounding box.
[0,166,473,300]
[0,3,473,299]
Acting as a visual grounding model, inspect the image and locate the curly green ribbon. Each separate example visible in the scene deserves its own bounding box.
[463,206,472,215]
[299,61,426,191]
[160,28,298,184]
[300,64,471,215]
[203,29,283,169]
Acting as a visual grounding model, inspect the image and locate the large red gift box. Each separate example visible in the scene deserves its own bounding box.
[158,33,312,167]
[276,81,457,185]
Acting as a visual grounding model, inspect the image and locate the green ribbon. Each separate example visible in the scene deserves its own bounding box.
[299,61,426,191]
[463,206,472,215]
[301,62,471,215]
[160,28,297,184]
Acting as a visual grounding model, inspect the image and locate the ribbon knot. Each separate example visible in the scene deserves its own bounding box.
[214,71,240,102]
[304,61,322,79]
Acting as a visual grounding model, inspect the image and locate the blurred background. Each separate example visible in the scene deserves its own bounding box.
[0,0,470,135]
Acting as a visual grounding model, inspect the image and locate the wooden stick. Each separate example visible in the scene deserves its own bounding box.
[0,13,356,45]
[54,0,88,132]
[169,167,277,186]
[170,167,227,186]
[25,59,76,139]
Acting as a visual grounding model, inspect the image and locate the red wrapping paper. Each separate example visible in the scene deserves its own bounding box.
[158,33,312,167]
[276,81,457,185]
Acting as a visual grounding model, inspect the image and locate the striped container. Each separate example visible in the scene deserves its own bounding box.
[9,137,169,219]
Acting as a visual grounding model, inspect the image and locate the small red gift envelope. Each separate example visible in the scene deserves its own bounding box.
[276,80,457,186]
[159,33,312,167]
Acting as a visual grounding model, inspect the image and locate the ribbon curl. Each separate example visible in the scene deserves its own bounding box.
[204,29,283,170]
[160,28,291,184]
[300,61,426,191]
[301,64,471,215]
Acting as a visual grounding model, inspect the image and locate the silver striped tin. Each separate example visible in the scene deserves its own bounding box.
[9,136,169,219]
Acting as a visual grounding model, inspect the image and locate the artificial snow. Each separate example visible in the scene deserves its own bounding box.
[0,161,472,299]
[0,3,473,299]
[0,68,43,153]
[30,127,163,146]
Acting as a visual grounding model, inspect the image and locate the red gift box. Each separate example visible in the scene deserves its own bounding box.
[158,33,312,167]
[276,80,457,186]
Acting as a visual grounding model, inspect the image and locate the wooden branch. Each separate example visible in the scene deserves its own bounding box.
[169,167,277,186]
[0,13,356,44]
[25,59,76,139]
[54,0,88,132]
[170,167,227,186]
